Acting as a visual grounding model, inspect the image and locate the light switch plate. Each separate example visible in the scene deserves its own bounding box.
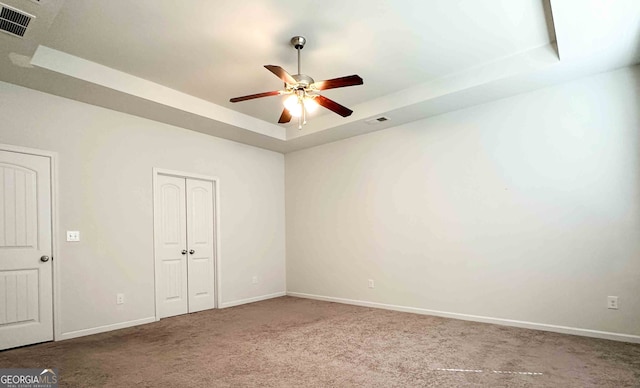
[66,231,80,242]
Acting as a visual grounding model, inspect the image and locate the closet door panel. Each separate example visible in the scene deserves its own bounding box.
[186,179,215,313]
[155,175,188,318]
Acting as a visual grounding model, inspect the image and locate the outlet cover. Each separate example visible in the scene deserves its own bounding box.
[116,293,124,305]
[252,276,258,285]
[66,230,80,242]
[607,296,618,309]
[368,279,375,289]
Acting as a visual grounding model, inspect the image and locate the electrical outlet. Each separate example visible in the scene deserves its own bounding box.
[368,279,375,289]
[116,293,124,305]
[252,276,258,285]
[66,230,80,242]
[607,296,618,310]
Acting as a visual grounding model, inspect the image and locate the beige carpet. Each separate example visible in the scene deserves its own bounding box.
[1,296,639,387]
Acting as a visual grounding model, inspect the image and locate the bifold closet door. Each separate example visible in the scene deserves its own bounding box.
[155,175,188,318]
[155,174,215,319]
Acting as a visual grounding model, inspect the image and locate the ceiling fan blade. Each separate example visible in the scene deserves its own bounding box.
[230,90,281,103]
[264,65,297,85]
[278,108,292,124]
[315,95,353,117]
[312,75,363,90]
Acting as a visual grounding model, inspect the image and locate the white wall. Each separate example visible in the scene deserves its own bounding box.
[286,66,640,338]
[0,82,286,338]
[2,64,638,342]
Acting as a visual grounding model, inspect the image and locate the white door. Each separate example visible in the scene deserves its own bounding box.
[154,175,188,318]
[186,179,215,313]
[154,174,215,319]
[0,150,53,350]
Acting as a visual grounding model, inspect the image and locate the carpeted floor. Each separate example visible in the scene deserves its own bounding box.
[1,296,639,387]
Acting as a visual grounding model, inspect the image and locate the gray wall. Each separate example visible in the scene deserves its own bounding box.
[0,82,286,338]
[286,66,640,337]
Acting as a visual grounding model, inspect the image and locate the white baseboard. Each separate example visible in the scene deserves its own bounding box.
[287,292,640,344]
[220,291,286,308]
[56,292,287,341]
[57,317,156,341]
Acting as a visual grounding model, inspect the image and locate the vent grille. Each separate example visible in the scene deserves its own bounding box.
[0,4,34,38]
[365,116,391,125]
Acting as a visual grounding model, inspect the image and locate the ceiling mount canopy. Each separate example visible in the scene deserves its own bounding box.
[230,35,364,129]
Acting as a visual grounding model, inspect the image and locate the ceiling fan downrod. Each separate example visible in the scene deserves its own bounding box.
[291,36,306,75]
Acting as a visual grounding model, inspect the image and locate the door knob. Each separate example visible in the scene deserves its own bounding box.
[181,250,187,255]
[189,249,195,255]
[40,255,50,262]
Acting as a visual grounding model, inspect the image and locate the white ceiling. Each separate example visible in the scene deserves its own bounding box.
[0,0,639,153]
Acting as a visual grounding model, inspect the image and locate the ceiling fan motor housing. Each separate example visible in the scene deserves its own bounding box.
[291,74,315,88]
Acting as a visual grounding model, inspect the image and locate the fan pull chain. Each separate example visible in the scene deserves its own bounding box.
[298,97,302,129]
[297,39,304,129]
[302,98,307,126]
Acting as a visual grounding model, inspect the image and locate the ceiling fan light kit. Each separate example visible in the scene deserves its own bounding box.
[230,36,364,130]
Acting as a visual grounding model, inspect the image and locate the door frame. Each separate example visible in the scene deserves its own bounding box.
[0,143,60,341]
[152,168,221,320]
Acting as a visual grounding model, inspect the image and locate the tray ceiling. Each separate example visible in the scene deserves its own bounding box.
[0,0,638,152]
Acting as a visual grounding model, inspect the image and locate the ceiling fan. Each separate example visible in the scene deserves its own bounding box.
[229,36,364,129]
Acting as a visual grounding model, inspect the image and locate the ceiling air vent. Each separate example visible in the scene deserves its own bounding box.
[365,116,390,125]
[0,3,35,38]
